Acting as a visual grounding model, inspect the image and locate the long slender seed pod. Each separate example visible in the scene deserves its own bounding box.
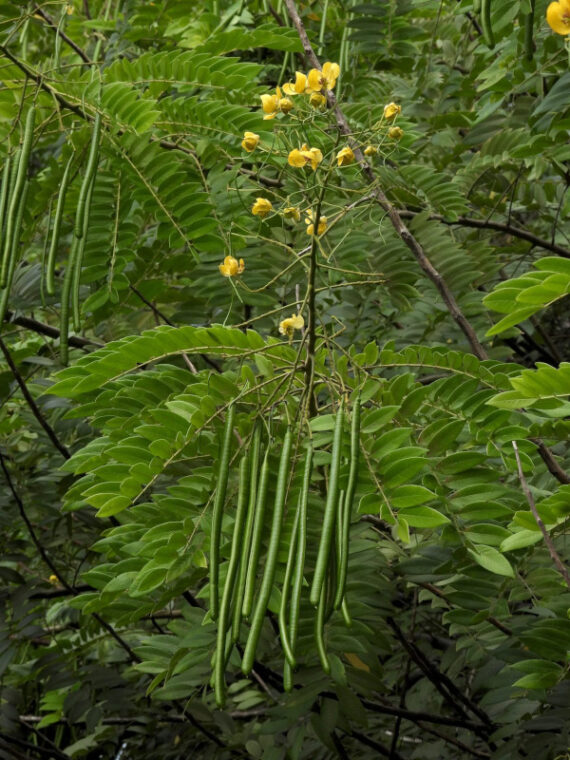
[289,445,311,647]
[310,401,344,607]
[334,395,360,609]
[46,154,73,296]
[209,403,236,620]
[59,234,78,364]
[278,503,300,668]
[341,597,352,627]
[315,583,330,674]
[282,443,313,690]
[71,178,94,330]
[2,108,35,287]
[0,155,12,247]
[0,152,18,289]
[481,0,495,48]
[215,455,249,707]
[0,180,28,325]
[74,112,101,239]
[232,424,261,642]
[335,488,345,583]
[524,0,535,61]
[242,448,270,618]
[242,427,292,675]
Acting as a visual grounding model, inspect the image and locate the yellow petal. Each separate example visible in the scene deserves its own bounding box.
[252,198,273,217]
[279,97,294,114]
[546,0,570,33]
[307,68,324,92]
[260,93,279,114]
[241,131,260,152]
[288,149,309,167]
[383,102,402,120]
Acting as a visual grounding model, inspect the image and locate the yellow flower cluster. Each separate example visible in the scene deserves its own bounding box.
[279,313,304,338]
[219,256,245,277]
[261,86,294,120]
[305,209,327,237]
[547,0,570,33]
[288,144,323,171]
[336,146,355,166]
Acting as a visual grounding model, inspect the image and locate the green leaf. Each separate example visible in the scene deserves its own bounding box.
[467,546,515,578]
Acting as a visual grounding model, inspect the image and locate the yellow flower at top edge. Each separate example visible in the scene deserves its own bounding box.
[288,144,323,171]
[219,255,245,277]
[279,313,304,338]
[251,197,273,217]
[388,126,404,140]
[260,87,293,119]
[305,209,327,237]
[307,62,340,92]
[283,71,309,95]
[546,0,570,33]
[383,102,402,120]
[241,131,260,152]
[336,146,355,167]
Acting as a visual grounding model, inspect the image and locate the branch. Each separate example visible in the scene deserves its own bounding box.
[283,0,487,360]
[512,441,570,589]
[385,617,495,733]
[33,6,92,63]
[347,729,405,760]
[0,337,70,459]
[397,209,570,259]
[4,310,102,348]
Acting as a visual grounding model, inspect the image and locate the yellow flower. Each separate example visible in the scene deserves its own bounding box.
[309,92,327,109]
[260,87,293,119]
[279,313,304,338]
[219,255,245,277]
[260,92,280,120]
[364,145,377,156]
[66,4,74,13]
[383,102,402,120]
[307,61,340,92]
[251,197,273,217]
[287,144,322,171]
[546,0,570,33]
[279,97,294,114]
[48,574,59,585]
[336,146,355,166]
[305,209,327,236]
[241,131,260,152]
[283,206,301,222]
[282,71,308,95]
[388,126,404,140]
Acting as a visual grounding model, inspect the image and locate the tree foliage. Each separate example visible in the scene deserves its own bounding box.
[0,0,569,758]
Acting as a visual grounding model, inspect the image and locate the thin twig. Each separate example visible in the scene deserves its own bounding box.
[0,337,70,459]
[33,6,92,63]
[512,441,570,589]
[4,310,102,348]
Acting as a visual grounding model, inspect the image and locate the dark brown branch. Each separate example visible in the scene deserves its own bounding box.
[531,438,570,485]
[321,692,488,731]
[5,310,102,348]
[512,441,570,589]
[397,209,570,259]
[0,337,70,459]
[417,581,513,636]
[345,729,405,760]
[417,722,491,758]
[385,617,495,732]
[33,6,92,63]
